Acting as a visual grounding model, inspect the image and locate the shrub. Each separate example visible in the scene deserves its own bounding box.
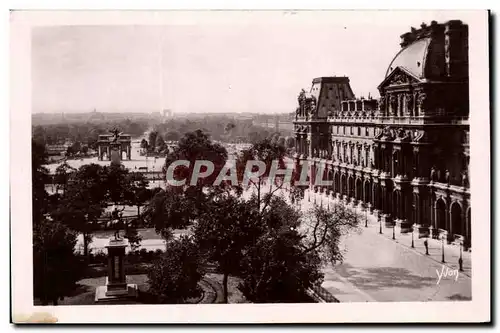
[147,236,204,303]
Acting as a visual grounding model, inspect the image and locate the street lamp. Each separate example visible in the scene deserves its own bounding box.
[392,219,396,240]
[411,223,415,248]
[378,212,382,234]
[364,204,368,228]
[458,236,464,272]
[441,231,447,263]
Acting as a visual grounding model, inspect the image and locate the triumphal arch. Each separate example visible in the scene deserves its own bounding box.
[97,128,132,161]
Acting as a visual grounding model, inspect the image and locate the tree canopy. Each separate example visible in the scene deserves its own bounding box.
[33,218,84,305]
[147,236,205,303]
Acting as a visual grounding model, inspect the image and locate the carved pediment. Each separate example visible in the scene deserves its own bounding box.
[378,66,421,90]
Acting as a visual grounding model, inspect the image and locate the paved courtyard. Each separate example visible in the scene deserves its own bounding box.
[302,189,472,302]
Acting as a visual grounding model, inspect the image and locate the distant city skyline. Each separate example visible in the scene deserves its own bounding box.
[31,11,471,114]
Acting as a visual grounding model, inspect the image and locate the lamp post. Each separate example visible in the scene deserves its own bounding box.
[411,223,415,248]
[378,212,382,234]
[458,236,464,272]
[354,205,358,226]
[392,219,396,240]
[364,204,368,228]
[441,231,446,263]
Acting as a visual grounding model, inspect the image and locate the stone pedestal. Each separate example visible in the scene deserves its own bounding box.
[95,238,138,303]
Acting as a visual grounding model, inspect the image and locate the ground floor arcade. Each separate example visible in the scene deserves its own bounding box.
[302,158,471,248]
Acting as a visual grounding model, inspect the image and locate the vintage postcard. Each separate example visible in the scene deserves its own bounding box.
[10,10,490,323]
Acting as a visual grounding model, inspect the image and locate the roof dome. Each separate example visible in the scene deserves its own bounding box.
[385,37,431,79]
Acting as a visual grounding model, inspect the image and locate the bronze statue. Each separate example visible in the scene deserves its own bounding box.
[445,170,450,184]
[430,166,437,181]
[462,171,469,187]
[389,95,397,115]
[110,128,122,143]
[417,92,427,112]
[110,206,125,239]
[378,95,386,112]
[405,93,414,114]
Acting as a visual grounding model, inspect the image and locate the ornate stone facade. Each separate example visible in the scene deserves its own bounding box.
[293,20,470,248]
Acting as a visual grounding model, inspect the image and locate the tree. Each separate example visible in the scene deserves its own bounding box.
[66,146,75,157]
[140,138,149,151]
[32,140,50,228]
[33,218,84,305]
[270,132,281,145]
[71,141,82,154]
[147,236,204,303]
[277,136,286,148]
[54,161,75,194]
[237,196,321,302]
[193,192,260,303]
[236,138,286,211]
[52,164,108,256]
[299,203,360,264]
[248,130,268,144]
[148,131,158,152]
[285,136,296,149]
[164,130,180,143]
[125,172,151,217]
[155,134,166,153]
[164,130,228,189]
[32,126,46,146]
[142,187,197,241]
[81,145,89,155]
[225,122,236,133]
[104,164,130,205]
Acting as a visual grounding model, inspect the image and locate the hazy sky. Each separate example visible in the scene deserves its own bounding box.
[31,11,471,114]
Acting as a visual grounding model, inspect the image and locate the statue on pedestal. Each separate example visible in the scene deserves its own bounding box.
[430,166,437,182]
[462,171,469,187]
[110,128,122,143]
[95,206,138,303]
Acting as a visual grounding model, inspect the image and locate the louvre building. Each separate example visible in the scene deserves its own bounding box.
[293,20,470,248]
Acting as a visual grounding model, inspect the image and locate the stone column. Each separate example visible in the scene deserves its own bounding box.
[98,146,102,161]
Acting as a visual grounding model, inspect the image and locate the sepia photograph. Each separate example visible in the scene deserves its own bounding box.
[10,9,490,323]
